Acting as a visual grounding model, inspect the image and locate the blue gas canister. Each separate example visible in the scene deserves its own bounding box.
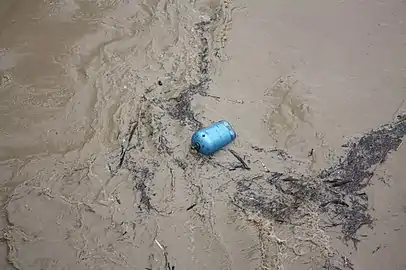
[191,120,236,155]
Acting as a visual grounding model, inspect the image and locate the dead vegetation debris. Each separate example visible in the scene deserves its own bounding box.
[234,115,406,249]
[167,80,208,129]
[108,16,218,217]
[319,115,405,243]
[133,167,155,212]
[166,20,213,129]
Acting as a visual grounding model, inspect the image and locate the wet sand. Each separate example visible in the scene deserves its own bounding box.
[1,0,406,269]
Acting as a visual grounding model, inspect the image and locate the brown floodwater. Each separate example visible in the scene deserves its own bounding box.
[1,0,406,269]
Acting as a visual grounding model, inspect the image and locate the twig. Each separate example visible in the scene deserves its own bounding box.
[281,176,300,182]
[164,251,175,270]
[320,199,349,208]
[322,222,343,228]
[154,239,164,251]
[227,164,244,171]
[118,122,138,168]
[206,94,221,100]
[168,165,175,200]
[372,244,381,254]
[118,97,145,168]
[254,160,270,173]
[154,239,175,270]
[228,149,250,170]
[186,203,197,211]
[331,180,351,187]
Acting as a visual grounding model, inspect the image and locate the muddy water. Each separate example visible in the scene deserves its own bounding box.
[0,0,234,269]
[1,0,406,269]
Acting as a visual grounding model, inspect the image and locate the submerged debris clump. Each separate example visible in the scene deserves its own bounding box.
[320,115,405,242]
[166,20,213,129]
[234,115,406,245]
[320,113,406,193]
[115,17,223,215]
[168,80,208,129]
